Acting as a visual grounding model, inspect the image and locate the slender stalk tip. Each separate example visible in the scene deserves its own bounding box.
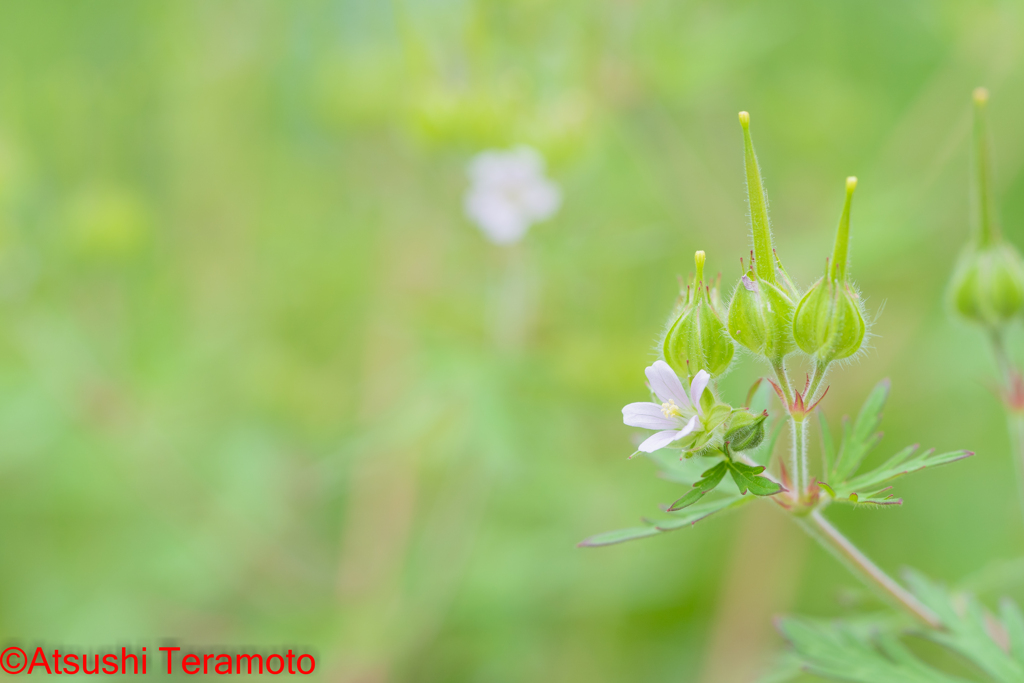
[694,250,706,280]
[973,87,989,107]
[738,111,750,128]
[846,176,857,194]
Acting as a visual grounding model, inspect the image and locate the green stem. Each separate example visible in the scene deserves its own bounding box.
[739,111,775,284]
[804,359,830,408]
[794,510,942,629]
[1008,414,1024,523]
[771,359,805,498]
[989,330,1024,521]
[791,419,807,503]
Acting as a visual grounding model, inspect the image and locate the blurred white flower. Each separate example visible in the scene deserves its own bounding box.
[464,146,561,245]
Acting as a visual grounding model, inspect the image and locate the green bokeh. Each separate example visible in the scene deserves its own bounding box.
[1,1,1023,681]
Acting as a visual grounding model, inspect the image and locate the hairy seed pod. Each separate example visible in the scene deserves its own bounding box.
[727,269,796,365]
[663,251,735,377]
[948,89,1024,329]
[793,177,867,363]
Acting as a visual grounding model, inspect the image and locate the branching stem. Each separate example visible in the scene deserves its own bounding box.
[795,510,942,629]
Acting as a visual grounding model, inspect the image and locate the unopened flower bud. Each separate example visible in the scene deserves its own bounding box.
[724,409,767,452]
[793,177,867,363]
[948,89,1024,329]
[663,251,735,377]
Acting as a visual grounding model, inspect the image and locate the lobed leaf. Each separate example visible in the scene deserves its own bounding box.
[727,460,783,496]
[577,494,754,547]
[818,408,836,475]
[668,461,728,511]
[781,573,1024,682]
[903,570,1024,682]
[832,379,889,481]
[777,617,970,683]
[831,447,972,500]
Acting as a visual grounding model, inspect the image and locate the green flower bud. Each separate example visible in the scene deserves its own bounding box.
[793,177,867,363]
[724,409,767,451]
[663,251,735,377]
[948,88,1024,328]
[727,268,796,364]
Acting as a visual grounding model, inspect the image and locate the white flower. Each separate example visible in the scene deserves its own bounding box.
[464,146,561,245]
[622,361,711,453]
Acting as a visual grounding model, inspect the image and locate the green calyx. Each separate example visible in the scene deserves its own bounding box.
[948,88,1024,328]
[663,250,735,377]
[793,177,867,362]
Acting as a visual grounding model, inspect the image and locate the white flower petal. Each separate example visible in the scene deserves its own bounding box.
[622,402,679,430]
[645,360,690,407]
[464,191,530,244]
[521,179,561,221]
[741,275,758,292]
[637,429,681,453]
[677,415,700,440]
[689,370,711,416]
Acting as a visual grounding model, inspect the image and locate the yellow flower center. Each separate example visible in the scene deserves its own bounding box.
[661,399,683,418]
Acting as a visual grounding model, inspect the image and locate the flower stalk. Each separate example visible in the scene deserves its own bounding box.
[794,511,942,629]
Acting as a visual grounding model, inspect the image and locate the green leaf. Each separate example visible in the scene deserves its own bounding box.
[576,525,661,547]
[1000,598,1024,665]
[778,616,971,683]
[818,408,836,475]
[782,573,1024,683]
[668,461,728,511]
[836,486,902,507]
[726,460,783,496]
[833,379,889,481]
[578,493,754,547]
[834,447,973,500]
[903,570,1024,681]
[655,493,755,530]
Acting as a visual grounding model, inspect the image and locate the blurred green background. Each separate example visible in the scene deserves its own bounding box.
[3,1,1024,681]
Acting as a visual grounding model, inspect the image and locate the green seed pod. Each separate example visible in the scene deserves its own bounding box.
[793,177,867,363]
[948,88,1024,329]
[727,269,796,365]
[949,243,1024,327]
[726,112,797,365]
[663,251,735,377]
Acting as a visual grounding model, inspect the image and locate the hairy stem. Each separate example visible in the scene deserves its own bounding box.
[989,331,1024,521]
[791,419,807,502]
[805,359,830,407]
[770,359,805,499]
[795,510,942,629]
